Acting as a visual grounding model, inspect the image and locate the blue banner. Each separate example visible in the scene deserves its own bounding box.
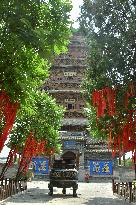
[90,160,113,176]
[32,157,49,174]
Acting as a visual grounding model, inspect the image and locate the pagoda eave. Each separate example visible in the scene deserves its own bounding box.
[60,136,86,141]
[53,65,87,68]
[62,118,88,126]
[48,90,85,93]
[85,149,112,153]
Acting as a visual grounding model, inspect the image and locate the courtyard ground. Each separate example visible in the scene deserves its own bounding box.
[0,179,133,205]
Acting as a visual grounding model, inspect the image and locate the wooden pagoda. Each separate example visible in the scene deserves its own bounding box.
[43,32,114,177]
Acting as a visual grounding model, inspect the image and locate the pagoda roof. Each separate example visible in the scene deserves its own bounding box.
[48,89,84,93]
[47,79,82,84]
[54,56,86,60]
[86,137,107,144]
[62,118,88,126]
[85,149,112,153]
[59,131,86,140]
[60,136,86,141]
[52,65,86,68]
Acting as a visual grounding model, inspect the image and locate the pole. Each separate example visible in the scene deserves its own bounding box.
[135,163,136,179]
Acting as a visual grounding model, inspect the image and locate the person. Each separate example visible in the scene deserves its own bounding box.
[84,172,90,182]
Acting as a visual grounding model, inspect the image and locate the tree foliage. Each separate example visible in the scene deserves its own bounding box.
[79,0,136,155]
[8,91,65,153]
[80,0,135,88]
[0,0,72,103]
[0,0,72,154]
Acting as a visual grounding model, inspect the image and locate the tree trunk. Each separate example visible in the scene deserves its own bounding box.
[135,163,136,179]
[123,154,125,166]
[119,157,121,165]
[0,162,8,179]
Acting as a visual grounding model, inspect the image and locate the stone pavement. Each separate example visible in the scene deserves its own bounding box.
[0,180,132,205]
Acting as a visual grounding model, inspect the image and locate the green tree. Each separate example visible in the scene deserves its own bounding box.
[0,0,72,103]
[8,91,65,153]
[0,0,72,152]
[0,90,65,179]
[80,0,135,88]
[79,0,136,157]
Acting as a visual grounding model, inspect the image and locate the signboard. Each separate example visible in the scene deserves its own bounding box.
[32,157,49,174]
[64,72,77,77]
[90,160,113,176]
[63,141,76,149]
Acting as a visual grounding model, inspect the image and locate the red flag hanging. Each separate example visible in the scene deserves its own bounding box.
[92,87,116,118]
[0,91,19,152]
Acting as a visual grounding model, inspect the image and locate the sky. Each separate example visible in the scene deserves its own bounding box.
[70,0,83,28]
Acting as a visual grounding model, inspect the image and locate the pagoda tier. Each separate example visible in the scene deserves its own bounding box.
[61,118,88,132]
[61,125,87,132]
[54,57,86,67]
[44,65,86,91]
[60,131,86,142]
[85,141,112,154]
[46,91,86,119]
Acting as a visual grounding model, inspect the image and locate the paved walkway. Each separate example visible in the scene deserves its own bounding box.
[0,180,131,205]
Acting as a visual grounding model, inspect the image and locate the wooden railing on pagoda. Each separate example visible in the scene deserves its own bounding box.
[0,178,27,201]
[112,179,136,203]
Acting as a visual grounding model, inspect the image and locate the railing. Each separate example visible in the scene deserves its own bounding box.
[112,179,136,203]
[0,178,27,201]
